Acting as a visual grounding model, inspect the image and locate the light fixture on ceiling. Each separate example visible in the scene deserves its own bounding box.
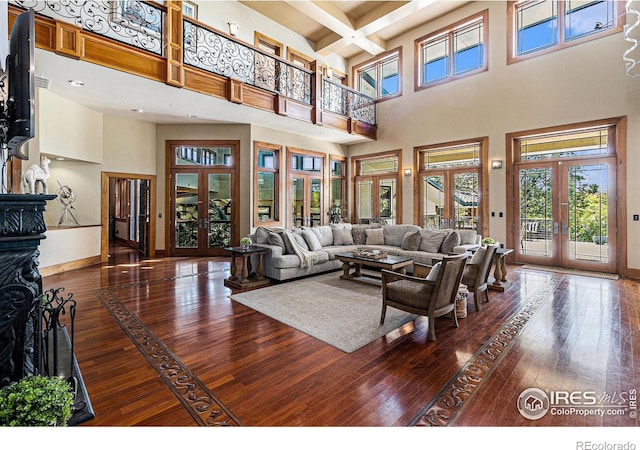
[68,80,84,87]
[491,160,503,169]
[228,22,239,36]
[404,168,412,177]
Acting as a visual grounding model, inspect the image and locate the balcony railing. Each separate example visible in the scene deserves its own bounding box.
[183,19,311,105]
[10,0,376,133]
[13,0,165,55]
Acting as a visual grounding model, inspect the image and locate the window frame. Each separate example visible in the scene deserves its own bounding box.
[254,32,283,57]
[253,141,282,226]
[507,0,624,65]
[329,156,347,223]
[415,9,489,91]
[352,47,402,102]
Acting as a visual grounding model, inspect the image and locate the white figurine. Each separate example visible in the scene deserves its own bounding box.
[21,155,51,194]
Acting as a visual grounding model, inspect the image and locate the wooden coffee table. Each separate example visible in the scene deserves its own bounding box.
[335,252,413,283]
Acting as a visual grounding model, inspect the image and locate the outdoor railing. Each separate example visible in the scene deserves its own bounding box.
[11,0,165,55]
[183,19,312,105]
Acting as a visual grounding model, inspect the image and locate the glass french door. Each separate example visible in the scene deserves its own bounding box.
[173,171,234,256]
[355,176,397,224]
[292,175,323,227]
[422,169,478,230]
[515,158,616,272]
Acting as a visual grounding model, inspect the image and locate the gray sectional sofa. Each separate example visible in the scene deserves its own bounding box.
[248,223,481,282]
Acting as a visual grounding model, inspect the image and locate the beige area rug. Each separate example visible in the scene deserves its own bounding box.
[522,264,619,280]
[230,271,417,353]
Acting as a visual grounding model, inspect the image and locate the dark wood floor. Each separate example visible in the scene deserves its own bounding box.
[41,244,639,433]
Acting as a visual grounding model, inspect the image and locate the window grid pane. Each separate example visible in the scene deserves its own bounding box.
[519,128,610,160]
[423,36,449,84]
[360,156,399,175]
[454,21,483,75]
[565,0,615,41]
[517,0,558,55]
[380,57,399,97]
[358,65,377,98]
[423,145,480,169]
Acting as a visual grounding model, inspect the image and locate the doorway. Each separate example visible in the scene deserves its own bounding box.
[167,141,239,256]
[101,172,156,262]
[508,119,625,274]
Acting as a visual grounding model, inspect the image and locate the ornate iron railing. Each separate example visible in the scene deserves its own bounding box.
[10,0,165,55]
[322,78,376,125]
[183,19,312,105]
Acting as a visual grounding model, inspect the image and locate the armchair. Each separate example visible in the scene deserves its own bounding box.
[462,244,498,311]
[380,253,467,341]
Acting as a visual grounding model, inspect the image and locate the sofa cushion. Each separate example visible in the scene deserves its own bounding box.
[425,261,442,281]
[459,230,478,245]
[267,232,286,251]
[366,228,384,245]
[470,246,486,265]
[302,228,323,251]
[310,225,334,247]
[420,229,449,253]
[255,227,271,244]
[440,230,461,254]
[292,233,309,251]
[401,230,422,251]
[330,223,352,230]
[272,251,329,269]
[332,227,354,245]
[351,223,382,245]
[383,225,422,247]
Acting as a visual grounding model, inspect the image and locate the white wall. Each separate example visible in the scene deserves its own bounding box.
[102,115,157,174]
[347,1,640,270]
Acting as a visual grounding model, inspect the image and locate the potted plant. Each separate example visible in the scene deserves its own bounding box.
[240,237,252,249]
[482,237,496,246]
[0,375,74,426]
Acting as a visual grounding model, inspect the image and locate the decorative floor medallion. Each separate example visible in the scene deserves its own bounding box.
[93,270,242,426]
[409,274,562,426]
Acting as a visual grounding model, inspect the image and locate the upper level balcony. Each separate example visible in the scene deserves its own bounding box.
[8,1,377,142]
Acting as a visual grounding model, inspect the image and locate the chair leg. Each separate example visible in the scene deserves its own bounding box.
[380,303,387,325]
[453,309,459,328]
[474,290,481,311]
[485,289,490,303]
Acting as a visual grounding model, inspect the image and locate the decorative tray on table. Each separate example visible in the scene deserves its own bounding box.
[353,248,388,259]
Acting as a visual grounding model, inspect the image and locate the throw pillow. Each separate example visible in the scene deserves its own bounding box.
[351,223,381,245]
[401,230,421,251]
[470,247,486,265]
[255,227,271,244]
[302,228,323,251]
[267,232,286,251]
[311,225,334,247]
[419,230,448,253]
[292,233,309,251]
[332,227,354,245]
[458,230,478,245]
[440,230,461,254]
[425,262,442,281]
[365,228,384,245]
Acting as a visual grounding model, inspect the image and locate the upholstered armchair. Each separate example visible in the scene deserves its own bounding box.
[461,244,498,311]
[380,253,467,341]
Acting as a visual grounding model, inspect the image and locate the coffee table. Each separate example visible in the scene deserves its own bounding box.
[335,252,413,283]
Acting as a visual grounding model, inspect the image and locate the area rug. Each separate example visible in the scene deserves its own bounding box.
[522,264,619,280]
[230,272,417,353]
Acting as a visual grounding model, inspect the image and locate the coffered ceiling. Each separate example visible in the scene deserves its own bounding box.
[239,1,469,59]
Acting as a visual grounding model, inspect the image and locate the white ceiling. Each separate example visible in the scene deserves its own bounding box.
[33,1,470,145]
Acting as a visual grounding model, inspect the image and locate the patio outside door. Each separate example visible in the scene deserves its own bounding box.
[422,170,478,231]
[515,158,616,272]
[292,175,322,227]
[355,176,397,224]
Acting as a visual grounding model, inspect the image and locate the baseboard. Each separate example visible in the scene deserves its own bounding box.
[624,267,640,280]
[40,255,102,277]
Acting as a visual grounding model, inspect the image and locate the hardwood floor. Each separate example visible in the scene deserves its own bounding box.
[41,244,639,435]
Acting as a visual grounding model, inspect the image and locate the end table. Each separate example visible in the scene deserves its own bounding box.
[224,245,270,290]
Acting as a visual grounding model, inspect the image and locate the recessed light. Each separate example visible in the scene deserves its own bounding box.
[187,114,198,118]
[131,109,144,113]
[68,80,84,87]
[55,157,66,161]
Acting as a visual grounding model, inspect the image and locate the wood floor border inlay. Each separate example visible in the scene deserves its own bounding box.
[409,274,563,426]
[93,282,242,426]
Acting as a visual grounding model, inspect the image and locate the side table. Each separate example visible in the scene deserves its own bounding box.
[488,247,514,291]
[224,245,270,290]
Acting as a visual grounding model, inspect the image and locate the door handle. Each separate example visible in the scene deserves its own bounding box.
[553,222,559,235]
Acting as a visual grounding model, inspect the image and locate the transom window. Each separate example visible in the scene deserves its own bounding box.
[518,127,613,161]
[508,1,623,64]
[353,48,402,100]
[416,10,488,89]
[176,146,232,166]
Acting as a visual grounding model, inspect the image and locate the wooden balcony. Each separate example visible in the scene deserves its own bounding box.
[9,1,377,141]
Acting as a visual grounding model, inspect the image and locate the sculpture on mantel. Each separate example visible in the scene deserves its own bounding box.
[21,155,51,194]
[56,181,79,225]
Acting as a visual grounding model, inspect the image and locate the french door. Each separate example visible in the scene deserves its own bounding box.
[291,175,323,227]
[422,170,478,231]
[515,158,616,272]
[355,176,398,224]
[168,141,239,257]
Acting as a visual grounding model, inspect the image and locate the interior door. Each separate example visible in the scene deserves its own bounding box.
[515,158,616,272]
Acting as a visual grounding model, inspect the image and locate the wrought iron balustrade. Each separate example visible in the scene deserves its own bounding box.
[11,0,165,55]
[322,78,376,125]
[183,19,312,105]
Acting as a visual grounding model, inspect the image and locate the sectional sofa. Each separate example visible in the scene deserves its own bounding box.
[248,223,481,281]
